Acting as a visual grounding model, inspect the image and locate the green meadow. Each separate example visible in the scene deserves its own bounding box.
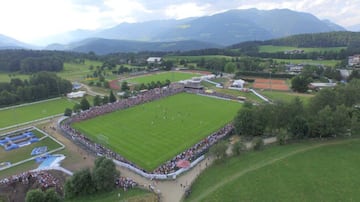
[259,45,346,53]
[126,71,200,84]
[186,138,360,202]
[0,98,75,129]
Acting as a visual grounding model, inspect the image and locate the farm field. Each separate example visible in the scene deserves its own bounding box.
[259,45,347,53]
[260,90,313,105]
[59,60,103,82]
[186,138,360,202]
[164,55,233,63]
[0,73,29,83]
[126,71,200,84]
[72,93,241,171]
[0,98,76,129]
[274,58,340,67]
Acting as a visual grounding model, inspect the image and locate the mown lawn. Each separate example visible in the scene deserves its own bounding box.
[186,138,360,202]
[0,98,76,129]
[126,71,200,84]
[72,93,241,171]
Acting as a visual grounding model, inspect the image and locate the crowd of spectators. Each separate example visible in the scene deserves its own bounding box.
[153,124,234,174]
[60,83,235,175]
[0,171,60,190]
[115,177,138,191]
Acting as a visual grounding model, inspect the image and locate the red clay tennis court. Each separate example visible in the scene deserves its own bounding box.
[253,78,289,91]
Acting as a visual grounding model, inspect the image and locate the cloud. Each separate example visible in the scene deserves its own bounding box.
[1,0,360,44]
[165,2,211,19]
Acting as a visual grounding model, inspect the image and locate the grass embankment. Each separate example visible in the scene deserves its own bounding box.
[186,138,360,202]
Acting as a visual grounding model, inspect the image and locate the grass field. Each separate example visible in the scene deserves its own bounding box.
[274,58,340,67]
[72,93,241,171]
[260,90,313,105]
[186,138,360,202]
[0,73,29,83]
[0,98,76,129]
[164,55,233,63]
[59,60,103,82]
[126,71,200,84]
[259,45,347,53]
[66,188,156,202]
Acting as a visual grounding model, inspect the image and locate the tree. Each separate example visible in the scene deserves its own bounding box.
[232,140,246,156]
[311,105,335,138]
[73,103,81,113]
[103,81,110,88]
[291,75,311,93]
[224,62,236,73]
[65,169,95,198]
[289,116,309,138]
[102,96,109,105]
[93,95,102,106]
[25,189,45,202]
[109,91,117,103]
[44,189,61,202]
[209,141,228,163]
[252,137,264,151]
[80,97,90,111]
[93,157,119,192]
[234,107,265,136]
[121,81,130,91]
[64,108,72,116]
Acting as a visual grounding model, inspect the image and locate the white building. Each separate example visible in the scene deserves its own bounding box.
[146,57,162,64]
[348,55,360,67]
[231,79,245,88]
[67,91,86,98]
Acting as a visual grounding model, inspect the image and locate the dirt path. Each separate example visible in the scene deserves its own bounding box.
[82,84,105,97]
[187,139,355,202]
[41,119,95,171]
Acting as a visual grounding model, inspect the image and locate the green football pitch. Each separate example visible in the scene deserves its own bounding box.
[72,93,241,171]
[126,71,200,84]
[0,98,76,129]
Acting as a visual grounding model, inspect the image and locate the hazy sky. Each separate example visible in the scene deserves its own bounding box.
[0,0,359,43]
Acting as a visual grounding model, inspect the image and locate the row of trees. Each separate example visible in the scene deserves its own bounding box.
[64,157,119,199]
[0,72,72,107]
[64,91,117,116]
[234,79,360,139]
[26,189,61,202]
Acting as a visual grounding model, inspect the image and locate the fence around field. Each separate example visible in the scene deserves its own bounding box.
[113,155,205,180]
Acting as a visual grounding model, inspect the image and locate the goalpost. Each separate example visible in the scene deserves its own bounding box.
[97,134,109,145]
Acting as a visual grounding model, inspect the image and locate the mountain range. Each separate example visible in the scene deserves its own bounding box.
[0,8,347,54]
